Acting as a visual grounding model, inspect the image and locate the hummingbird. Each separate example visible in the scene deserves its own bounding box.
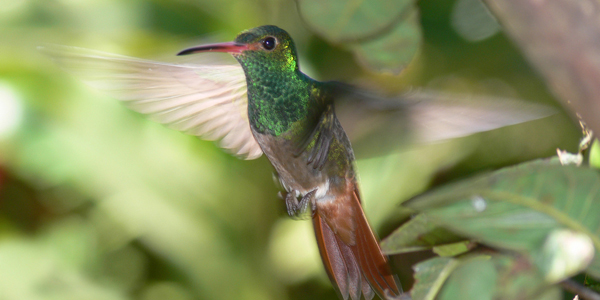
[41,25,554,300]
[179,25,403,299]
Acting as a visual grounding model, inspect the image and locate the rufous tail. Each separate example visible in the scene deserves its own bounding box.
[312,186,401,300]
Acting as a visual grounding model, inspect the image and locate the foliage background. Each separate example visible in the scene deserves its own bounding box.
[0,0,580,299]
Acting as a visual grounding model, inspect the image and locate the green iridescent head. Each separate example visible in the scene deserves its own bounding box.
[233,25,299,74]
[178,25,300,75]
[177,26,311,136]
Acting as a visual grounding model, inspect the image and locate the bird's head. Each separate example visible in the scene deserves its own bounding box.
[178,25,300,75]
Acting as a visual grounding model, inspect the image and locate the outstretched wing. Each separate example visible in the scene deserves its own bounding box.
[40,45,262,159]
[332,83,556,158]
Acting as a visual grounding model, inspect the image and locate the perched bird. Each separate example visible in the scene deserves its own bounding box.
[41,25,553,300]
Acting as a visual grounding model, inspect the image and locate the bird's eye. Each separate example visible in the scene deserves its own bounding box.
[262,37,277,50]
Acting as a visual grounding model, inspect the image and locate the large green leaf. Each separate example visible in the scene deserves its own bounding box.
[406,159,600,279]
[351,9,421,74]
[296,0,414,42]
[411,253,562,300]
[296,0,421,72]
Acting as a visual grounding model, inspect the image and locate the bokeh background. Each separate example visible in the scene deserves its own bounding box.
[0,0,580,299]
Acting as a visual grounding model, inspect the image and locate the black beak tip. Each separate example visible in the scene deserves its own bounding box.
[177,48,194,56]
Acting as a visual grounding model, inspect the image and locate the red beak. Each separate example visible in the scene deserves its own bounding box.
[177,42,249,56]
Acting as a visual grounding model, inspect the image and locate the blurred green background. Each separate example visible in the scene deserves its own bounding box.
[0,0,580,299]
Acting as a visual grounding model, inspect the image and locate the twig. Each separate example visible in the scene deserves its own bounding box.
[561,279,600,300]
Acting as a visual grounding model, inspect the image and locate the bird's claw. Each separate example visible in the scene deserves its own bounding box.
[283,189,316,219]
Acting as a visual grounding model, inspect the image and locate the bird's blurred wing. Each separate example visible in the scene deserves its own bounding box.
[333,83,556,158]
[40,45,262,159]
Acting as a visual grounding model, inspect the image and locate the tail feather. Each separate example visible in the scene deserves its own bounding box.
[314,214,351,299]
[338,237,362,300]
[354,193,399,294]
[314,213,366,300]
[312,186,401,299]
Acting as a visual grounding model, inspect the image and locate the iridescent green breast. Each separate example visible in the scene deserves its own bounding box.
[239,54,329,136]
[244,69,313,136]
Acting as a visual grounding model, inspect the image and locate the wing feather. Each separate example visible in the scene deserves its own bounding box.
[332,83,556,158]
[40,45,262,159]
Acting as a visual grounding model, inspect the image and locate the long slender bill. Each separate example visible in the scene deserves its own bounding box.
[177,42,249,55]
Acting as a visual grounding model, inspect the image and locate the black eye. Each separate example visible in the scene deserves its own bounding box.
[262,37,276,50]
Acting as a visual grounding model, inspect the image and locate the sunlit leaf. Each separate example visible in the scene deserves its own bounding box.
[590,139,600,170]
[535,229,594,283]
[432,241,475,257]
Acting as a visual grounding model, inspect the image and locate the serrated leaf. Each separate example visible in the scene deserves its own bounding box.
[406,159,600,278]
[381,214,465,255]
[296,0,414,42]
[352,9,421,73]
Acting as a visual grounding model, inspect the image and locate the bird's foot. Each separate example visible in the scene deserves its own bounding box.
[283,189,316,219]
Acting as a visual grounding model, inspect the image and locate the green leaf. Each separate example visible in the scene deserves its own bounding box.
[450,0,500,42]
[412,253,563,300]
[296,0,421,72]
[296,0,414,42]
[491,254,561,300]
[590,139,600,170]
[437,256,496,300]
[351,9,421,73]
[406,159,600,279]
[381,214,465,254]
[432,241,475,257]
[411,256,461,300]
